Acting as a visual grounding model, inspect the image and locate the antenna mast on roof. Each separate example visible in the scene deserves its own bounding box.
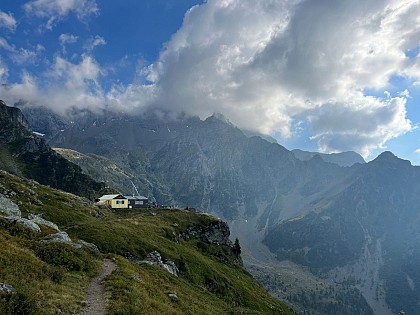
[130,180,140,197]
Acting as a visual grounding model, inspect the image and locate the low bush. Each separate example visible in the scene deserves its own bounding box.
[0,291,38,315]
[31,242,95,272]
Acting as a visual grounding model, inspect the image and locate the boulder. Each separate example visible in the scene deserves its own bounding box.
[138,251,179,276]
[2,216,41,233]
[168,292,178,300]
[0,194,21,217]
[0,283,15,295]
[78,240,100,255]
[28,214,59,231]
[41,231,72,244]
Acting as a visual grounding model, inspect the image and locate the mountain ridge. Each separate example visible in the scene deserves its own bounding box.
[16,103,420,314]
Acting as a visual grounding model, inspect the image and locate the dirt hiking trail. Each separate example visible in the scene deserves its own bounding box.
[79,259,117,315]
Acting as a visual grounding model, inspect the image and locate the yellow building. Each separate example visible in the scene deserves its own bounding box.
[98,194,128,209]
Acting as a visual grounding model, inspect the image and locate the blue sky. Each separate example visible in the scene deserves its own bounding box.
[1,0,420,164]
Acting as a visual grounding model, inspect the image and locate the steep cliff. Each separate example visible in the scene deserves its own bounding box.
[0,101,107,199]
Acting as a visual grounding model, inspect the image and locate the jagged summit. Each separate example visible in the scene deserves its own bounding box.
[372,150,411,166]
[292,149,365,167]
[0,100,32,133]
[206,112,234,125]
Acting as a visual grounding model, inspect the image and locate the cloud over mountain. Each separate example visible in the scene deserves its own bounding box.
[139,0,416,156]
[2,0,420,156]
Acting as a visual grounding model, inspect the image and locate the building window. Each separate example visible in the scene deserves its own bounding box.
[135,201,143,205]
[116,200,125,204]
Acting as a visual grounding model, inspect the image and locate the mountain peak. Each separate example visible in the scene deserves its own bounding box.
[206,112,233,125]
[0,100,32,140]
[374,151,397,161]
[372,151,412,167]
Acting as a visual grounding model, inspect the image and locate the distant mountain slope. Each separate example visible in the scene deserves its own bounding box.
[264,152,420,314]
[0,101,107,199]
[292,149,365,167]
[53,148,146,197]
[40,109,357,223]
[21,105,420,314]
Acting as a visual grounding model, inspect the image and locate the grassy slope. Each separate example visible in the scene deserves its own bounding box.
[0,171,293,315]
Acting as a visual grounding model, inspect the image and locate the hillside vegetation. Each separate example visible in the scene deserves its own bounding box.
[0,170,293,315]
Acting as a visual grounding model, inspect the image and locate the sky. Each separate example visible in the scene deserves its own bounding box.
[1,0,420,164]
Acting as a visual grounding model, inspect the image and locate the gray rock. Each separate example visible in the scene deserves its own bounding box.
[78,240,100,255]
[0,194,21,217]
[162,260,179,276]
[2,216,41,233]
[42,231,72,244]
[168,292,178,300]
[28,214,59,231]
[180,220,232,247]
[131,274,144,283]
[139,251,179,276]
[0,283,15,295]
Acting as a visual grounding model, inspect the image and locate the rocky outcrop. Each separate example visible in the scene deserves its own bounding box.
[41,231,73,244]
[0,194,21,217]
[4,216,41,232]
[28,214,59,231]
[41,231,101,254]
[180,220,233,247]
[0,199,101,253]
[0,100,32,142]
[0,101,108,199]
[140,251,179,276]
[78,240,101,255]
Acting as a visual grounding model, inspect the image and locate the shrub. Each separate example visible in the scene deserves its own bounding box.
[31,242,95,272]
[0,291,38,315]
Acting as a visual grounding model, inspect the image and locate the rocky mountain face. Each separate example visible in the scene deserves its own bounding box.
[0,101,107,199]
[292,149,365,167]
[264,152,420,314]
[19,104,420,314]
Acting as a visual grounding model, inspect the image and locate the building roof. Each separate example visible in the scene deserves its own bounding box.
[99,194,127,200]
[124,195,148,200]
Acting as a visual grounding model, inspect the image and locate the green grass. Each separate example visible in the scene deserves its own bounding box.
[0,171,294,314]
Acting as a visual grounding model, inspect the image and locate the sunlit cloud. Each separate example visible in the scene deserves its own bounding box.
[24,0,99,29]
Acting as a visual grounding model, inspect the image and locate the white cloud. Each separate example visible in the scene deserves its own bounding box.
[307,94,411,157]
[132,0,419,156]
[0,11,17,31]
[1,55,105,115]
[415,149,420,154]
[5,0,420,157]
[59,33,79,45]
[0,37,15,51]
[0,58,8,82]
[10,45,45,65]
[24,0,99,29]
[84,35,106,52]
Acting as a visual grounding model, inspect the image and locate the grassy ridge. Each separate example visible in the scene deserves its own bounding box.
[0,171,294,314]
